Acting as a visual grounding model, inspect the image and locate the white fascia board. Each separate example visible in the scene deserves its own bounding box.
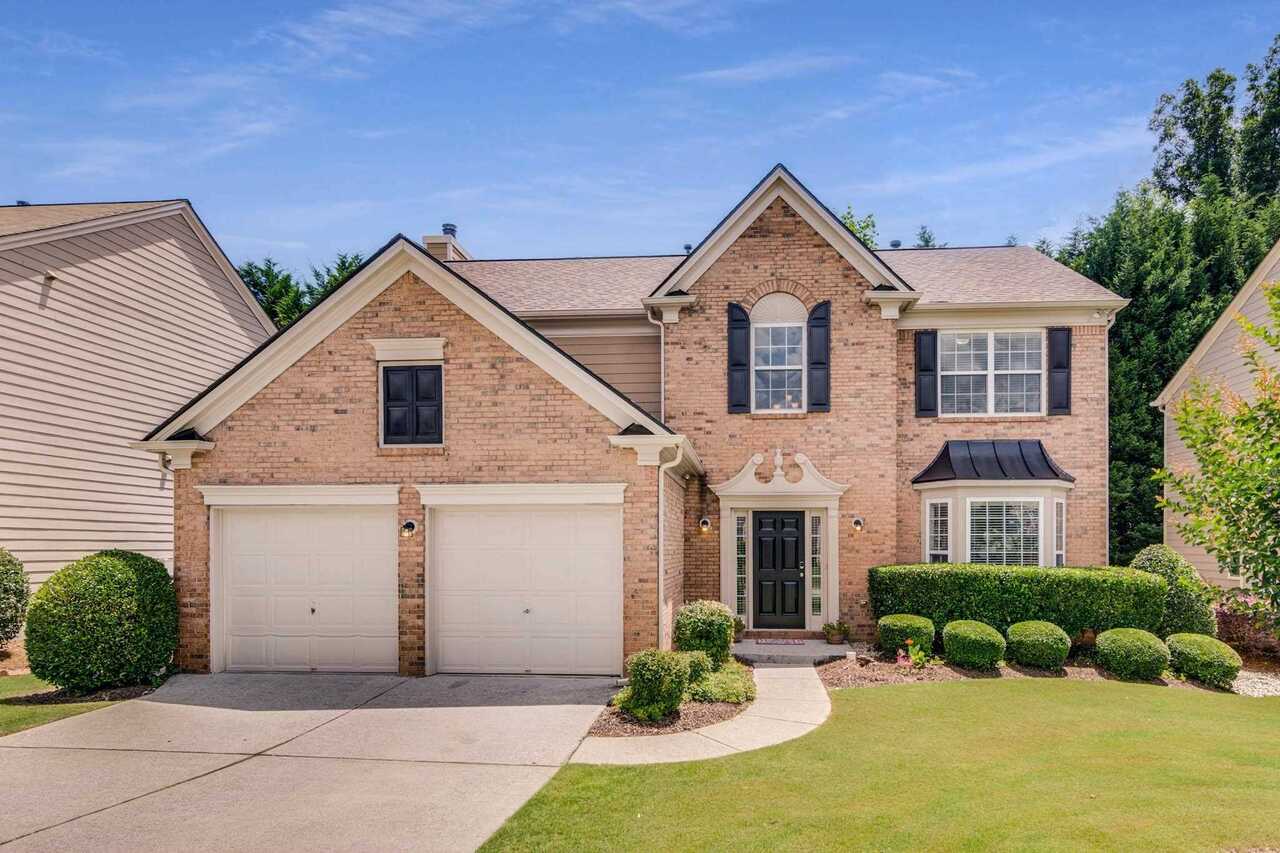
[198,484,402,506]
[894,300,1128,330]
[152,239,669,441]
[416,482,626,506]
[652,167,909,298]
[1153,237,1280,407]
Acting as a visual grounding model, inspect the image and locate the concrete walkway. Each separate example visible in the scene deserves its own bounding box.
[570,663,829,765]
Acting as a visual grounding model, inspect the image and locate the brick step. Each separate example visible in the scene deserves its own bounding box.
[742,629,825,640]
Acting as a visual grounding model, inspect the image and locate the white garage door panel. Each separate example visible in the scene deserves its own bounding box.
[221,506,398,673]
[433,506,623,675]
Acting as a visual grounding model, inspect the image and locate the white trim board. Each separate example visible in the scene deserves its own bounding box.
[145,237,670,441]
[416,482,626,506]
[198,484,402,506]
[367,337,446,361]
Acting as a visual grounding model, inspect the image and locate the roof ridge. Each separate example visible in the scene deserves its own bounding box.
[877,244,1027,252]
[0,199,183,209]
[448,254,685,263]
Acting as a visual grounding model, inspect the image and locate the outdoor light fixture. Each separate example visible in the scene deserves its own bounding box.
[850,516,865,532]
[698,517,712,533]
[400,520,418,538]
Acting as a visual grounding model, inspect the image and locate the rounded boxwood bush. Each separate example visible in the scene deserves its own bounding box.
[877,614,935,655]
[0,547,29,649]
[25,550,178,693]
[1006,620,1071,669]
[1130,544,1216,637]
[1095,628,1170,681]
[618,648,689,721]
[942,620,1005,670]
[1167,633,1242,690]
[673,599,734,670]
[679,650,713,686]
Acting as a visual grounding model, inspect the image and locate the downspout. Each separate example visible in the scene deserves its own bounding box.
[656,442,685,650]
[646,307,666,422]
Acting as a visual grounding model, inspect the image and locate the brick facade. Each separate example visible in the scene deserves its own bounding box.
[172,271,660,675]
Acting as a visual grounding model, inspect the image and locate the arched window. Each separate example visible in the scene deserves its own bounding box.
[750,293,807,412]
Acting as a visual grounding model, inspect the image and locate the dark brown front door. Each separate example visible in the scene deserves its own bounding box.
[753,511,805,629]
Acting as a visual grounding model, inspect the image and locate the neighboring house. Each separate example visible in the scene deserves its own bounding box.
[134,165,1126,677]
[1153,237,1280,588]
[0,200,274,588]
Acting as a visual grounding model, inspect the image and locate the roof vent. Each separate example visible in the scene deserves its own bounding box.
[889,239,902,248]
[15,200,30,206]
[442,222,457,237]
[683,243,692,254]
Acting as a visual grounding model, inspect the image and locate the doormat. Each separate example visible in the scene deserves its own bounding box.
[754,639,805,645]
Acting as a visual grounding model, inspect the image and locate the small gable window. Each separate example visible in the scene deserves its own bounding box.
[382,365,443,445]
[750,293,807,412]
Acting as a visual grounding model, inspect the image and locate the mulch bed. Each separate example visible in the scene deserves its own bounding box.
[589,699,748,737]
[0,638,30,675]
[0,683,155,706]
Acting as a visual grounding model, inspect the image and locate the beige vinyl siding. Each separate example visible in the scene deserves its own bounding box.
[0,214,268,585]
[542,332,661,417]
[1163,257,1280,588]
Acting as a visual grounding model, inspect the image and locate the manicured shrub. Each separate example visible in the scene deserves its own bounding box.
[0,547,29,649]
[1167,633,1242,690]
[1130,544,1217,637]
[673,599,734,669]
[617,649,689,721]
[869,563,1166,637]
[942,620,1006,670]
[1006,620,1071,669]
[25,550,178,693]
[1095,628,1170,681]
[688,660,756,704]
[679,650,713,686]
[877,614,935,655]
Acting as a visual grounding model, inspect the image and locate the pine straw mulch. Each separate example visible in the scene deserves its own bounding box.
[589,699,748,737]
[0,682,156,706]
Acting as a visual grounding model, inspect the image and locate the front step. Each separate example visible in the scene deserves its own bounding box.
[742,629,825,640]
[732,637,851,665]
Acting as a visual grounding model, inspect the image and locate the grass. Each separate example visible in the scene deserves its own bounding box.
[484,679,1280,852]
[0,675,116,737]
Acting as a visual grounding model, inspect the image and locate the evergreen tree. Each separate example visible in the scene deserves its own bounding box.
[1240,35,1280,200]
[238,258,307,328]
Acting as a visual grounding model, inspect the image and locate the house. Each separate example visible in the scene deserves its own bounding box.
[1153,237,1280,588]
[0,200,274,588]
[134,165,1127,677]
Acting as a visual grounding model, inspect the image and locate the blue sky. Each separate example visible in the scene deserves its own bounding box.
[3,1,1279,271]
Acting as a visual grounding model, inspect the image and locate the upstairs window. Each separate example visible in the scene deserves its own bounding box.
[382,365,443,445]
[939,331,1044,416]
[750,293,807,412]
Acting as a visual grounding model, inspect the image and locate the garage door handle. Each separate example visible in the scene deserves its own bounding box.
[523,608,531,614]
[310,606,316,615]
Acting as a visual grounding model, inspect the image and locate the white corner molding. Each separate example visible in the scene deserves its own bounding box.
[608,434,704,474]
[415,483,626,506]
[862,290,921,320]
[198,484,402,506]
[711,448,848,498]
[641,293,698,324]
[367,337,445,361]
[128,439,215,470]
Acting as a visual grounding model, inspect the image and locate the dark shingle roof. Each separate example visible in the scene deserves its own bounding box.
[912,439,1075,484]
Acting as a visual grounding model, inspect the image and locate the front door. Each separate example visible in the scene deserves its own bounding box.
[753,511,805,629]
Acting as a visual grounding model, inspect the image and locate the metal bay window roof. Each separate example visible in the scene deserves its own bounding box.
[912,439,1075,484]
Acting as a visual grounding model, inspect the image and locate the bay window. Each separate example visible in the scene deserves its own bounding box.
[968,499,1041,565]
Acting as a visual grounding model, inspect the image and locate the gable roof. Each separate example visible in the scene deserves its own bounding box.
[912,439,1075,484]
[143,234,674,442]
[0,198,275,335]
[650,163,912,299]
[1153,235,1280,408]
[447,255,682,314]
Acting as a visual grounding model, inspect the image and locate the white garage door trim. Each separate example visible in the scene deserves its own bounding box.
[203,485,401,673]
[417,483,626,676]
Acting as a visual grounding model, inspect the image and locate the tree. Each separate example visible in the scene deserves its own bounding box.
[839,206,877,248]
[1157,282,1280,619]
[914,225,945,248]
[1240,35,1280,200]
[1149,67,1237,203]
[238,258,307,328]
[1033,237,1055,256]
[1005,234,1019,247]
[307,252,364,303]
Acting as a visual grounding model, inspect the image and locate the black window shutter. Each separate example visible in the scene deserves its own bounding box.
[383,365,443,444]
[806,300,831,412]
[1047,327,1071,415]
[914,330,938,417]
[727,303,750,413]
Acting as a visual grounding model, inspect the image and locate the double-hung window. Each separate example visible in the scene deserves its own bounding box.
[750,292,807,412]
[968,499,1040,565]
[926,499,951,563]
[1054,499,1066,566]
[940,331,1044,415]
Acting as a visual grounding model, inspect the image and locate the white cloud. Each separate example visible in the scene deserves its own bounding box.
[554,0,749,36]
[45,138,167,178]
[0,28,120,63]
[681,52,852,85]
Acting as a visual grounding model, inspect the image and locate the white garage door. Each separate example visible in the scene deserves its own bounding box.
[432,506,623,675]
[220,506,398,672]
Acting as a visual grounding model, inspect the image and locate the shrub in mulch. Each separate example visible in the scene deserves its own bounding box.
[1095,628,1170,681]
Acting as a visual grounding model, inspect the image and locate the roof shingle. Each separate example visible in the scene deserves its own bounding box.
[0,201,176,238]
[446,255,683,313]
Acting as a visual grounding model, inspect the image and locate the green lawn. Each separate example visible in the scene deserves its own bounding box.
[484,680,1280,852]
[0,675,115,736]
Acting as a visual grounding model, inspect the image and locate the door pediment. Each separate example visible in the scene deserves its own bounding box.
[711,449,848,499]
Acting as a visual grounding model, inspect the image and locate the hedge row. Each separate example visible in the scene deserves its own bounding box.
[869,563,1166,637]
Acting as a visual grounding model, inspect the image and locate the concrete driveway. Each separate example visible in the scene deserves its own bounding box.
[0,672,615,852]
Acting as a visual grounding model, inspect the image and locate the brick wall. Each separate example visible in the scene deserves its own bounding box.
[173,270,659,675]
[660,469,686,649]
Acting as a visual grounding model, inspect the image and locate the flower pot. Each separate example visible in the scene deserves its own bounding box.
[825,633,847,645]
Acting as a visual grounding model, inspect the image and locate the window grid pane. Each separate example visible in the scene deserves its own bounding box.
[735,515,748,616]
[928,501,950,561]
[969,500,1040,565]
[810,515,822,616]
[1054,500,1066,567]
[752,323,804,411]
[939,331,1045,415]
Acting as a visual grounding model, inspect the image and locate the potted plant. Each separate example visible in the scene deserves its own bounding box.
[822,620,850,645]
[733,616,746,643]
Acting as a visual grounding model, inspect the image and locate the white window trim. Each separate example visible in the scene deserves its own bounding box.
[1054,498,1067,566]
[939,329,1046,418]
[924,497,952,563]
[378,360,445,448]
[964,496,1045,566]
[749,321,807,414]
[367,337,445,361]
